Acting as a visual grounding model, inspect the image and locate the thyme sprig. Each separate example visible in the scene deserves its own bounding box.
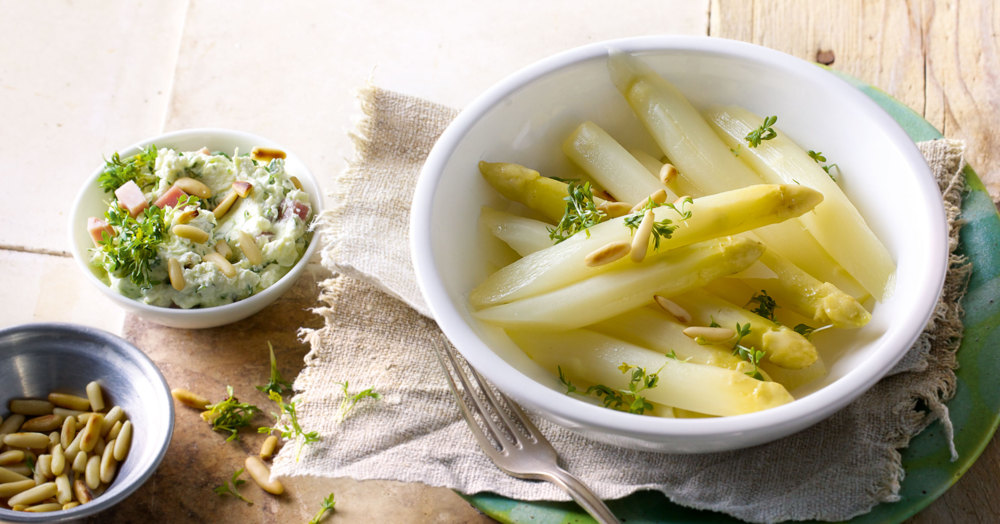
[558,363,662,415]
[745,115,778,148]
[747,290,778,321]
[308,493,337,524]
[213,467,253,505]
[548,181,606,243]
[203,386,261,442]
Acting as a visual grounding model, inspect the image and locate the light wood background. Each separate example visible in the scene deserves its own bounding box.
[1,0,997,522]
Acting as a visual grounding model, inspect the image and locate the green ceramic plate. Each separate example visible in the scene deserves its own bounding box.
[465,71,1000,523]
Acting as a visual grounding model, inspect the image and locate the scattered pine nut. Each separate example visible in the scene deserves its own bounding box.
[176,206,200,224]
[21,414,63,433]
[50,444,65,477]
[237,231,264,266]
[174,177,213,198]
[4,432,51,449]
[630,210,656,262]
[24,502,63,513]
[583,241,631,267]
[168,257,186,291]
[84,455,100,490]
[172,224,210,243]
[251,147,286,161]
[592,188,614,201]
[289,176,303,191]
[232,180,253,198]
[630,189,668,213]
[74,478,94,504]
[597,201,632,218]
[106,420,124,441]
[171,388,210,410]
[55,473,72,504]
[682,326,736,343]
[7,481,57,507]
[244,456,284,495]
[653,295,692,324]
[214,239,233,259]
[113,421,132,462]
[47,393,91,412]
[100,406,124,437]
[213,191,239,220]
[79,414,103,453]
[204,251,237,278]
[60,415,76,449]
[659,163,678,184]
[259,435,278,460]
[72,450,88,473]
[99,439,117,484]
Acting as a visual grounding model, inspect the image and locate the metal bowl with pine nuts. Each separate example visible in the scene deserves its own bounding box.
[0,323,173,522]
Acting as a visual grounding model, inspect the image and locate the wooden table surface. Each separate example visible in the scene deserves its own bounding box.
[2,1,997,522]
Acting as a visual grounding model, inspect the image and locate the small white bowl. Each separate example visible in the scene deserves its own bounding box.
[411,36,948,452]
[70,128,322,329]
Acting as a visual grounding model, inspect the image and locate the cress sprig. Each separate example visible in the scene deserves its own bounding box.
[745,115,778,148]
[259,391,320,462]
[203,386,262,442]
[558,363,662,415]
[548,181,606,243]
[99,204,168,289]
[213,467,253,505]
[97,144,159,193]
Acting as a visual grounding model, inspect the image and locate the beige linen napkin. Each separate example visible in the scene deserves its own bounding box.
[272,86,970,523]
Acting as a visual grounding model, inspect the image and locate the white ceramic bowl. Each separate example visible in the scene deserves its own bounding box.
[70,128,322,329]
[411,36,948,452]
[0,323,173,522]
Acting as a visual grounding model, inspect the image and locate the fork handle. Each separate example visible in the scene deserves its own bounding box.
[543,465,620,524]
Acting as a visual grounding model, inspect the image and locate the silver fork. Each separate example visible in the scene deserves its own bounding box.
[431,330,620,524]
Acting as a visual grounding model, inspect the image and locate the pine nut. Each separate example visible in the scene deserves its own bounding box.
[50,444,65,477]
[659,163,678,184]
[630,210,656,262]
[0,450,24,466]
[4,432,51,449]
[168,257,186,291]
[93,437,106,457]
[25,502,63,512]
[7,481,57,507]
[0,414,25,436]
[7,464,31,477]
[52,408,84,418]
[630,189,668,213]
[74,478,94,504]
[673,195,692,208]
[251,146,286,161]
[232,180,253,198]
[214,239,232,259]
[113,421,132,462]
[64,430,83,461]
[60,416,76,449]
[237,231,264,266]
[55,473,72,504]
[47,393,90,412]
[171,388,210,410]
[654,295,692,324]
[106,420,123,441]
[583,241,631,267]
[176,206,199,224]
[259,435,278,460]
[0,466,30,483]
[244,456,283,495]
[172,224,210,243]
[72,451,88,473]
[204,251,237,278]
[174,177,212,198]
[20,414,64,433]
[63,502,79,510]
[84,455,100,490]
[100,407,124,436]
[682,325,736,343]
[213,191,239,220]
[48,431,59,447]
[85,382,105,413]
[290,176,303,191]
[76,413,94,428]
[597,201,632,218]
[9,399,53,416]
[99,439,117,484]
[79,414,103,453]
[0,479,35,498]
[36,454,52,479]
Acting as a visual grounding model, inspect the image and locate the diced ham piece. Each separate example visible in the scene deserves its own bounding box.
[154,184,188,209]
[87,217,116,245]
[280,200,310,221]
[114,180,148,217]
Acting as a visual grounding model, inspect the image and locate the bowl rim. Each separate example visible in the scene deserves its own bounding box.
[0,322,174,521]
[68,127,323,324]
[411,35,948,445]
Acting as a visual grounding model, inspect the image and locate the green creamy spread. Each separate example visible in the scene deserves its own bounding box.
[90,146,313,308]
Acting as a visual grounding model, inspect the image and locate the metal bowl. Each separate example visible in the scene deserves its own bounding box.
[0,323,173,522]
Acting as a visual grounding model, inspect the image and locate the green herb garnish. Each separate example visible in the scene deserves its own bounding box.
[97,145,158,193]
[259,391,319,462]
[559,363,662,415]
[214,467,253,505]
[747,290,777,321]
[623,196,692,250]
[548,181,606,243]
[308,493,337,524]
[99,204,168,289]
[808,150,839,180]
[203,386,261,442]
[745,115,778,148]
[335,381,381,422]
[256,342,293,396]
[793,323,816,338]
[731,322,765,379]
